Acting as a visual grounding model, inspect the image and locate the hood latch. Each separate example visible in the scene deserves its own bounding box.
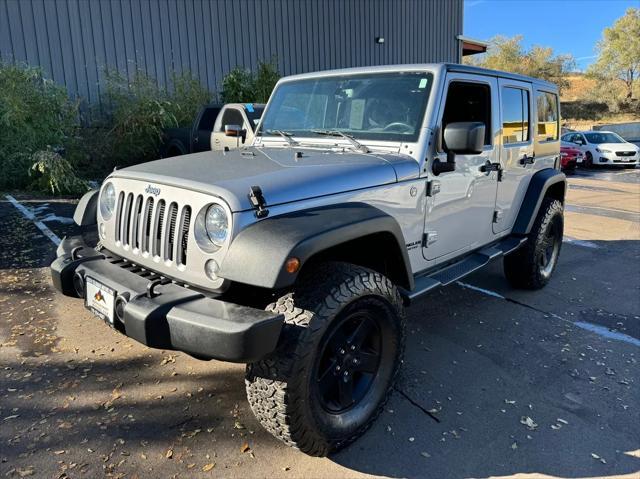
[248,186,269,219]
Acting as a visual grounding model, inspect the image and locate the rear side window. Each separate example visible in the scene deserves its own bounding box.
[219,108,245,131]
[536,91,558,141]
[501,87,530,144]
[198,107,220,131]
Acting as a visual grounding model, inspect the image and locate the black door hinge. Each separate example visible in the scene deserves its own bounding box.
[248,186,269,218]
[426,180,441,197]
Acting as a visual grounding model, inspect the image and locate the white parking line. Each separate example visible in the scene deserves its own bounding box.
[563,237,600,249]
[457,280,640,348]
[456,281,505,299]
[574,321,640,348]
[5,195,61,246]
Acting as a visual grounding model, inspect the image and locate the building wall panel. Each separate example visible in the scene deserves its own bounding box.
[0,0,463,104]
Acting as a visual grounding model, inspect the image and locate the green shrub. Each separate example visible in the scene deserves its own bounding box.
[221,67,255,103]
[0,62,79,190]
[100,69,178,167]
[29,149,90,195]
[222,58,280,103]
[253,59,280,103]
[170,71,213,126]
[87,68,213,173]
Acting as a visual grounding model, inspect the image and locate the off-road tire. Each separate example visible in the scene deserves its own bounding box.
[504,197,563,289]
[245,262,405,456]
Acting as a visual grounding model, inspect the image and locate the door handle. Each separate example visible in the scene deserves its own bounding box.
[480,160,501,173]
[520,154,535,165]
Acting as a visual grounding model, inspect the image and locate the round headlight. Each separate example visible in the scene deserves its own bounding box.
[205,204,229,246]
[100,182,116,220]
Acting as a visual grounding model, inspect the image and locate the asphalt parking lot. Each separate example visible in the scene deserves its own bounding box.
[1,166,638,479]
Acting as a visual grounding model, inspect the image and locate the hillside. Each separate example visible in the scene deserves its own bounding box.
[560,73,639,130]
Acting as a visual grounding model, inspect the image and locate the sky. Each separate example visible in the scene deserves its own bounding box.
[464,0,636,71]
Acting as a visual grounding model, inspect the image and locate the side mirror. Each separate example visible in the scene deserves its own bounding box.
[444,122,485,154]
[225,124,246,138]
[433,122,485,175]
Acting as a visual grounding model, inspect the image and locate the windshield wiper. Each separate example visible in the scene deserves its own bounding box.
[264,129,299,146]
[311,129,370,153]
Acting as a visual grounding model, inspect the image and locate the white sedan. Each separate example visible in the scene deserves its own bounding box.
[561,131,639,168]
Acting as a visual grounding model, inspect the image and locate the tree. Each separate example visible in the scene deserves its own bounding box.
[588,8,640,100]
[465,35,575,93]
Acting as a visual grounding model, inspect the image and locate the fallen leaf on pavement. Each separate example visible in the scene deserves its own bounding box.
[165,449,173,459]
[520,416,538,430]
[202,463,215,472]
[241,442,250,453]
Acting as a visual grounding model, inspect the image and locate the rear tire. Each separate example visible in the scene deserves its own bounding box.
[245,262,405,456]
[504,197,563,289]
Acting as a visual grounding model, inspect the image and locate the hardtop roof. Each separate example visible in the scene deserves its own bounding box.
[280,63,558,91]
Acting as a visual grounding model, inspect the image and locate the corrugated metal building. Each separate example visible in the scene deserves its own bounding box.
[0,0,465,105]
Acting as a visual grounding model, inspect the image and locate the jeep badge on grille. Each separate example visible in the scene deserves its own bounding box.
[145,185,160,196]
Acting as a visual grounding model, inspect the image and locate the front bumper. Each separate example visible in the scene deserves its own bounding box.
[51,236,284,363]
[560,157,577,169]
[596,153,638,165]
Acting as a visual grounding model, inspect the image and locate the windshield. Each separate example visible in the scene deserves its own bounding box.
[258,72,433,143]
[584,132,625,144]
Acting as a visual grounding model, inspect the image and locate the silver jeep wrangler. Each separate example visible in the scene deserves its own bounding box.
[52,63,565,456]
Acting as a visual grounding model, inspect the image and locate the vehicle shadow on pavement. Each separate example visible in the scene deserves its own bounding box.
[331,247,640,478]
[0,353,284,477]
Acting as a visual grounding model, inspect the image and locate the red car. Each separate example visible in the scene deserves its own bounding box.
[560,141,583,171]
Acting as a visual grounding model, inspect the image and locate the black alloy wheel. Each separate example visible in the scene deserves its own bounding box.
[314,304,386,414]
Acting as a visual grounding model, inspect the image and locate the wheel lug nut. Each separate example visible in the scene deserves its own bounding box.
[339,349,345,355]
[352,358,359,365]
[343,371,349,376]
[350,345,356,351]
[336,365,341,371]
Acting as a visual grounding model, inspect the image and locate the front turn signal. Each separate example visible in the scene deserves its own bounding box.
[285,257,301,274]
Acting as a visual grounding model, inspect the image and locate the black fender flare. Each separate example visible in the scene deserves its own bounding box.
[512,168,566,235]
[73,189,99,226]
[219,203,413,290]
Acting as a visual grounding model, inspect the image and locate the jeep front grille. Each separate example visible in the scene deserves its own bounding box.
[114,192,191,267]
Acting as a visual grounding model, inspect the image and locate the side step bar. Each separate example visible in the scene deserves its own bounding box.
[402,236,526,303]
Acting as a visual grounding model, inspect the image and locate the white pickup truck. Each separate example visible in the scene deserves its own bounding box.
[160,103,264,157]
